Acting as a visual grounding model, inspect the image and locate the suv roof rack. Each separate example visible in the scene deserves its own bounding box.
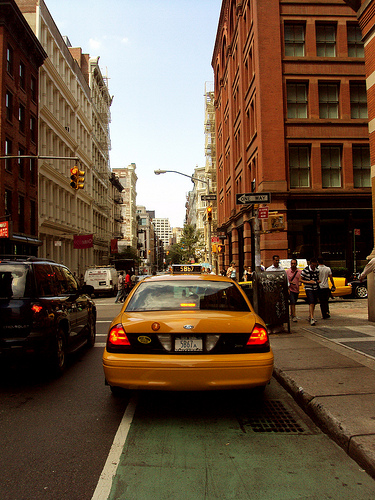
[0,255,56,263]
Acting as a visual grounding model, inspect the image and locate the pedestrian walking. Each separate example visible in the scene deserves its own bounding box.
[242,266,252,281]
[318,257,335,319]
[115,271,125,303]
[300,257,320,325]
[286,258,302,322]
[266,255,282,271]
[226,262,237,281]
[124,271,131,298]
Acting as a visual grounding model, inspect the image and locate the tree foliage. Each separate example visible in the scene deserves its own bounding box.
[176,224,203,262]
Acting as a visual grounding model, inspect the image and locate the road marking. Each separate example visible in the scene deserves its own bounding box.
[91,396,137,500]
[95,343,106,347]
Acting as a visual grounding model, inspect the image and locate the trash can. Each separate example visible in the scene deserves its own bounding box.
[252,270,290,332]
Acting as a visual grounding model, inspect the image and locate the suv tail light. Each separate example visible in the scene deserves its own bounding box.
[247,324,269,346]
[108,324,131,346]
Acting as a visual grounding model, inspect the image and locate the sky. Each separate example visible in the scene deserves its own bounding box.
[45,0,222,228]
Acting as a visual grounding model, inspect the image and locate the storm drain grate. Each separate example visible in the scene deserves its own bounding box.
[238,400,308,434]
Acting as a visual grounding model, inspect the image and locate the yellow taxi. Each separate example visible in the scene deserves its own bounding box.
[298,277,351,299]
[103,265,274,393]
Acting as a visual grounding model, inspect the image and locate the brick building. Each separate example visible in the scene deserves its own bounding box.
[212,0,372,274]
[0,0,46,254]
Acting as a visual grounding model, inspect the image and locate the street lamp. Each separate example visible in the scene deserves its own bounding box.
[154,169,212,268]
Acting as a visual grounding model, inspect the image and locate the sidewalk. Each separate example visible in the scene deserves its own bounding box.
[271,299,375,479]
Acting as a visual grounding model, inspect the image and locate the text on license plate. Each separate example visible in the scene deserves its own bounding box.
[175,336,202,352]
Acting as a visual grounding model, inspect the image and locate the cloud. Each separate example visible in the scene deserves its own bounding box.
[89,38,102,50]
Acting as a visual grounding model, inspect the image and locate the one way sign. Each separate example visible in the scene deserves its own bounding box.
[236,192,271,204]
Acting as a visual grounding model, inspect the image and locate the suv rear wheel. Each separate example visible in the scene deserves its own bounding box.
[87,314,96,347]
[50,327,67,375]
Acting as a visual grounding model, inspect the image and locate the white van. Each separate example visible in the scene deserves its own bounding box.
[84,267,119,296]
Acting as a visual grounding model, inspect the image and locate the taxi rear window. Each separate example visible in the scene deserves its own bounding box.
[126,280,250,312]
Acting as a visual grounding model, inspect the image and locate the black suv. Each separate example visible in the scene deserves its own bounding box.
[0,256,96,374]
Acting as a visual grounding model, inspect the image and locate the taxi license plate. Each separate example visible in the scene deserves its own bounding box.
[175,336,202,352]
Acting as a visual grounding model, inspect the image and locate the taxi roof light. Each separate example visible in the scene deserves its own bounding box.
[247,324,269,345]
[108,324,131,346]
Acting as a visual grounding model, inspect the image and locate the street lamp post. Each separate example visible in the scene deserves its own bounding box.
[154,169,212,268]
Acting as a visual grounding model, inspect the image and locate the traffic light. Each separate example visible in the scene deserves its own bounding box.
[70,166,85,190]
[217,244,225,253]
[70,167,78,189]
[207,205,213,222]
[76,169,85,189]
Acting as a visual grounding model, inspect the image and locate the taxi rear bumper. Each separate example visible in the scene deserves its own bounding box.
[103,350,274,391]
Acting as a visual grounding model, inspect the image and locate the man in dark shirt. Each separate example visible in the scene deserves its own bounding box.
[300,257,320,326]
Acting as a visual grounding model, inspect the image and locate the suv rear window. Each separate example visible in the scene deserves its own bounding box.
[0,264,30,299]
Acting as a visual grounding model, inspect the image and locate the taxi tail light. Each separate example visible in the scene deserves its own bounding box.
[108,324,131,346]
[247,324,269,346]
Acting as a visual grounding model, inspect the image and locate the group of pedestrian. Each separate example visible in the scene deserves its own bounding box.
[265,254,336,325]
[115,270,131,303]
[286,256,335,325]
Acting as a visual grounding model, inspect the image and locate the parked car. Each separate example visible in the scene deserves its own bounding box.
[0,255,96,374]
[84,267,118,296]
[348,273,368,299]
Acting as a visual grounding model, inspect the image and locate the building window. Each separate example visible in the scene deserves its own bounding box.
[287,83,308,118]
[5,189,12,217]
[321,146,341,188]
[19,62,26,90]
[319,83,339,118]
[18,195,25,233]
[6,45,13,75]
[5,91,13,121]
[316,25,336,57]
[347,25,364,58]
[30,158,36,185]
[5,138,12,172]
[30,115,36,143]
[19,104,26,133]
[284,24,305,56]
[353,145,370,188]
[30,200,37,235]
[350,82,368,118]
[30,75,37,102]
[18,146,25,179]
[289,146,310,188]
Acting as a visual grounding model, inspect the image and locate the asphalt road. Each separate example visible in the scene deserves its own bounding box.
[0,297,374,500]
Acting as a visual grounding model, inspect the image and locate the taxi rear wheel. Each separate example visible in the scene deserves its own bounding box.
[110,385,129,397]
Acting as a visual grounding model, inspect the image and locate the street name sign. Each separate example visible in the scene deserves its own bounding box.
[201,194,217,201]
[236,192,271,204]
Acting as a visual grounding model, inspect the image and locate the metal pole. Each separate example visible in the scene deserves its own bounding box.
[253,204,261,271]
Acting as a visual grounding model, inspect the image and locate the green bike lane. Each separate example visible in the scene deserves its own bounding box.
[95,381,375,500]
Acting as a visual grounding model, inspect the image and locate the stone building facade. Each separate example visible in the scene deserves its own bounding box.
[16,0,114,274]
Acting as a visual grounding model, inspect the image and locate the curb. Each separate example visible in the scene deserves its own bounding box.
[273,366,375,479]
